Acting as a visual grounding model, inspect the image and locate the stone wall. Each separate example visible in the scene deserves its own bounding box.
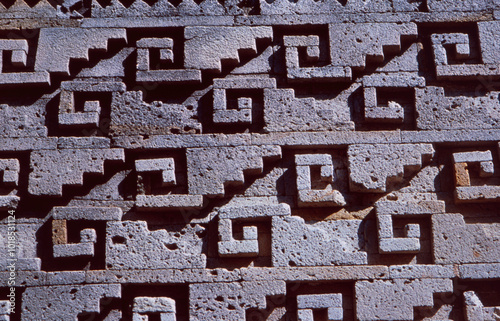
[0,1,500,320]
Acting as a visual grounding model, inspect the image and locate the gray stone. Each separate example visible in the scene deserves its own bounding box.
[184,26,273,73]
[218,201,291,220]
[378,214,420,254]
[133,297,176,321]
[189,281,285,320]
[0,301,10,316]
[52,219,97,258]
[259,0,392,15]
[46,271,86,285]
[478,21,500,65]
[376,200,445,215]
[110,90,202,136]
[28,148,125,196]
[401,129,500,144]
[187,145,281,197]
[90,0,227,18]
[389,264,456,279]
[0,39,49,86]
[136,37,201,84]
[217,200,290,257]
[136,195,204,210]
[348,144,435,193]
[58,81,125,128]
[0,223,41,271]
[453,150,493,163]
[297,293,343,321]
[459,263,500,279]
[355,278,453,321]
[450,149,500,203]
[329,23,417,71]
[295,153,346,207]
[85,268,241,285]
[112,133,251,149]
[272,215,367,267]
[464,291,500,321]
[35,28,127,75]
[0,159,19,187]
[0,138,57,151]
[363,87,404,124]
[78,47,134,78]
[213,77,275,125]
[374,199,446,254]
[241,266,389,281]
[455,186,500,203]
[375,42,422,73]
[362,72,425,88]
[21,284,121,320]
[0,104,48,138]
[4,5,500,319]
[136,158,176,186]
[360,41,423,126]
[431,23,500,80]
[427,0,499,11]
[264,88,354,132]
[218,219,259,257]
[0,196,19,210]
[284,35,351,82]
[432,213,500,264]
[106,221,206,269]
[57,137,111,149]
[52,206,122,220]
[416,87,500,130]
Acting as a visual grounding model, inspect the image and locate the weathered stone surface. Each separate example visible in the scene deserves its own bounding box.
[89,0,228,18]
[260,0,393,16]
[264,88,354,132]
[284,35,351,82]
[52,206,123,220]
[416,87,500,130]
[347,144,434,193]
[329,23,417,71]
[58,81,125,129]
[432,213,500,264]
[52,220,97,258]
[3,4,500,320]
[0,39,50,86]
[295,153,346,207]
[106,221,206,269]
[110,90,202,135]
[272,215,368,266]
[133,297,176,320]
[21,284,121,320]
[449,148,500,203]
[184,26,273,73]
[217,199,290,258]
[213,77,276,125]
[297,293,343,321]
[136,37,202,84]
[375,200,445,254]
[187,145,281,197]
[0,104,47,138]
[0,222,41,271]
[35,28,127,75]
[189,281,285,320]
[464,291,500,321]
[355,278,453,321]
[28,148,125,196]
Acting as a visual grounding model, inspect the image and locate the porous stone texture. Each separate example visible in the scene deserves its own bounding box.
[1,2,500,321]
